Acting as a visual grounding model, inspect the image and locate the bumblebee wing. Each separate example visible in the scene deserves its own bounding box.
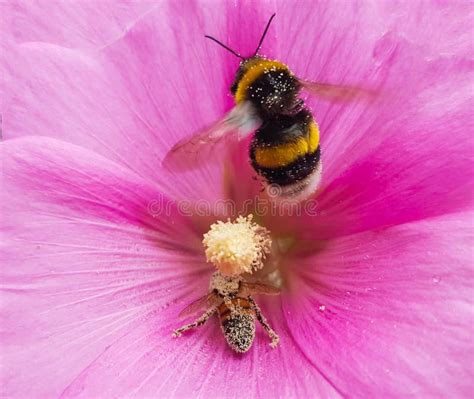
[178,292,220,318]
[240,281,281,296]
[299,78,375,102]
[162,102,259,172]
[162,118,235,172]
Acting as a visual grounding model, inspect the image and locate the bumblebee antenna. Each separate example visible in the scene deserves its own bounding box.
[205,35,244,60]
[254,13,276,55]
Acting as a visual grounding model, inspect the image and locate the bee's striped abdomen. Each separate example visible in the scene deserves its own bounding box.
[252,147,321,187]
[250,115,321,187]
[219,297,256,353]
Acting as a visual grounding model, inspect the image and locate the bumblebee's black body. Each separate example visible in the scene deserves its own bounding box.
[231,56,321,195]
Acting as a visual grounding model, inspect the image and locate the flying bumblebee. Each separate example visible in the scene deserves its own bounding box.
[163,14,369,200]
[173,272,280,353]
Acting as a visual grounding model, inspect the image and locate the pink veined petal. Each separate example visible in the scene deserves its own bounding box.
[301,41,474,239]
[227,1,473,238]
[1,41,197,200]
[1,2,472,398]
[81,0,285,203]
[264,1,474,238]
[282,212,474,398]
[272,0,473,147]
[1,1,278,202]
[4,1,471,206]
[257,32,474,239]
[101,0,474,206]
[0,137,206,398]
[1,139,342,399]
[275,0,474,91]
[57,301,342,399]
[0,0,155,49]
[376,0,474,59]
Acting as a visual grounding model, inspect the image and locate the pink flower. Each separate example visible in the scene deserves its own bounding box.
[2,1,473,397]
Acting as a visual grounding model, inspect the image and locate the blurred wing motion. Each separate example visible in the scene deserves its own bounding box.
[241,281,281,296]
[299,78,376,102]
[179,291,221,318]
[162,102,259,172]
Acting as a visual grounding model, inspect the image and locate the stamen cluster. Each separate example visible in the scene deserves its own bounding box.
[202,215,271,276]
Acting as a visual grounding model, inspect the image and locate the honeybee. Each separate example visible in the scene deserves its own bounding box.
[173,272,280,353]
[163,14,370,200]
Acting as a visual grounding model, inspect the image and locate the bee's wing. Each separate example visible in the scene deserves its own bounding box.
[162,102,259,172]
[178,291,221,318]
[240,281,281,296]
[298,78,375,102]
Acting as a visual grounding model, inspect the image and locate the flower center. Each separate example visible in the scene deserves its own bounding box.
[202,215,272,276]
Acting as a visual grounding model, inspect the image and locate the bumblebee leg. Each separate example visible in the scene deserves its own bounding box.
[172,307,217,338]
[248,297,279,348]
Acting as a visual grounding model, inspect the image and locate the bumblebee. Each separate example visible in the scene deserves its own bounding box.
[164,14,368,200]
[173,272,280,353]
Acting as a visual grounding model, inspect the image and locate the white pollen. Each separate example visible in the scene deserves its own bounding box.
[202,215,272,277]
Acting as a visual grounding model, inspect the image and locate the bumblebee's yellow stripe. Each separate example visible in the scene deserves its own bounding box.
[255,122,320,168]
[234,59,290,104]
[307,121,320,153]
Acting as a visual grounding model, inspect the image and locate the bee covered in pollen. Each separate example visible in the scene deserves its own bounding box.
[164,14,371,201]
[173,215,280,353]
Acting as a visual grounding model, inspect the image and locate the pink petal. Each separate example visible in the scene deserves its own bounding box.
[1,1,278,202]
[301,46,474,238]
[2,41,191,200]
[58,303,342,398]
[283,212,474,397]
[1,0,154,48]
[4,1,472,207]
[1,137,343,398]
[277,0,473,89]
[2,2,473,397]
[269,1,474,237]
[261,33,473,238]
[1,38,227,202]
[1,137,204,398]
